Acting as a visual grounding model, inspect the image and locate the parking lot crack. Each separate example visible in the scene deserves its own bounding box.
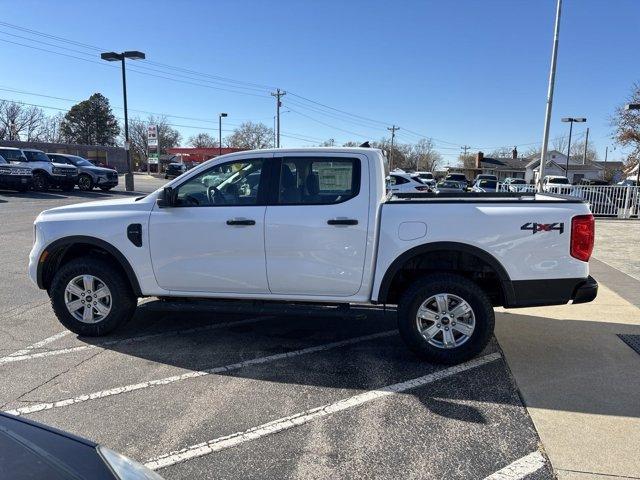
[0,347,104,410]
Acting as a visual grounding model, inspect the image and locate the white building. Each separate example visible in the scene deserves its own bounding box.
[526,150,603,184]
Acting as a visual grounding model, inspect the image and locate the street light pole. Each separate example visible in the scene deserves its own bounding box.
[561,117,586,179]
[218,113,227,156]
[120,56,132,190]
[101,50,145,192]
[538,0,562,191]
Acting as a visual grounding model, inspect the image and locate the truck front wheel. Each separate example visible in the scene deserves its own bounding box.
[397,274,494,364]
[49,257,137,336]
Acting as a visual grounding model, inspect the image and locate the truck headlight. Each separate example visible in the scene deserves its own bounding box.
[98,446,164,480]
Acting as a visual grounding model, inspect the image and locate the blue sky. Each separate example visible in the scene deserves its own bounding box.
[1,0,638,163]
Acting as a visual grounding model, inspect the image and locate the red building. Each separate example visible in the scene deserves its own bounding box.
[166,147,247,166]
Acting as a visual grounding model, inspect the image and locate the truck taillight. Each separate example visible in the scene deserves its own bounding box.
[570,214,594,262]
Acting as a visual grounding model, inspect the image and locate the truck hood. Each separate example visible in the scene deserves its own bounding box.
[37,196,154,221]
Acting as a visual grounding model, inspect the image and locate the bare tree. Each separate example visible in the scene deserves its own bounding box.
[612,82,640,168]
[318,139,335,147]
[225,121,273,149]
[406,138,441,171]
[36,112,66,143]
[0,100,45,141]
[188,132,218,148]
[127,115,182,166]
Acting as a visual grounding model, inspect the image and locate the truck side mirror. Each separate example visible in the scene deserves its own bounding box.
[157,186,176,208]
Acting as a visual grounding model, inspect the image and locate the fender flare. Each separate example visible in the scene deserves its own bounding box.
[37,235,142,296]
[375,241,515,305]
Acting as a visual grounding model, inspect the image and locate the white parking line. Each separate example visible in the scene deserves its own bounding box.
[144,352,502,471]
[0,330,70,364]
[0,317,272,366]
[5,330,396,416]
[483,451,547,480]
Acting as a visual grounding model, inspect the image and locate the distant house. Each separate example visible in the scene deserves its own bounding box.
[526,150,603,184]
[478,154,528,181]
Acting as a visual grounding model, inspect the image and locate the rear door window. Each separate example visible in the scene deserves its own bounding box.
[277,157,360,205]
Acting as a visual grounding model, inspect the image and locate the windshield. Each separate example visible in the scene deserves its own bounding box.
[439,181,459,188]
[510,179,526,184]
[419,173,433,179]
[446,174,465,181]
[548,177,569,184]
[24,151,51,162]
[478,180,497,188]
[67,156,93,166]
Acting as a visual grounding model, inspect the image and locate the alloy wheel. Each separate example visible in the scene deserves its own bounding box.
[64,275,112,323]
[415,293,476,349]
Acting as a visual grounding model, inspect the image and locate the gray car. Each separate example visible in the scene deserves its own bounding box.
[47,153,119,191]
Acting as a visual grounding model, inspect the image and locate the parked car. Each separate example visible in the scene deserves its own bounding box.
[0,147,77,191]
[434,180,466,193]
[47,153,118,192]
[471,179,498,192]
[386,172,430,194]
[503,178,531,192]
[0,411,163,480]
[617,177,638,187]
[444,173,469,189]
[542,175,572,194]
[472,174,497,184]
[30,147,597,364]
[0,154,32,192]
[165,162,187,179]
[414,171,436,188]
[577,178,608,186]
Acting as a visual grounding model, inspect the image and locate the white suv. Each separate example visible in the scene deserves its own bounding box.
[0,147,77,191]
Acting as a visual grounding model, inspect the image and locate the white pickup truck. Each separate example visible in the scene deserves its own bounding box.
[29,147,597,363]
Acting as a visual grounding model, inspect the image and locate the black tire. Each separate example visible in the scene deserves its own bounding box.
[49,256,137,336]
[32,172,48,191]
[397,273,494,364]
[99,186,113,192]
[78,174,93,191]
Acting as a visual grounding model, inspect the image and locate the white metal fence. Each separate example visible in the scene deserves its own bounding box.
[497,184,640,218]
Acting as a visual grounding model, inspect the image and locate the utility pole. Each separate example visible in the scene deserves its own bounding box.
[582,127,589,164]
[387,125,400,170]
[461,145,471,157]
[271,89,286,148]
[537,0,562,191]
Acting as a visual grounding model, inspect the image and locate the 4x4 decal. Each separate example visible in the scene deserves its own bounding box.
[520,222,564,234]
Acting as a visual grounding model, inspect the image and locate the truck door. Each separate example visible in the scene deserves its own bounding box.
[149,154,270,294]
[264,154,369,297]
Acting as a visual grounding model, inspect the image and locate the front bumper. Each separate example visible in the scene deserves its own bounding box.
[50,174,78,186]
[0,175,32,190]
[96,175,119,187]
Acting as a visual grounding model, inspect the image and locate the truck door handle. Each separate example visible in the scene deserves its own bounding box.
[327,219,358,226]
[226,218,256,226]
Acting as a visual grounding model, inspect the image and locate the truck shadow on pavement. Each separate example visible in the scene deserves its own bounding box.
[72,300,532,425]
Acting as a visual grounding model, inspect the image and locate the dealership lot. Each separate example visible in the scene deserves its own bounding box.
[2,185,639,479]
[0,185,559,479]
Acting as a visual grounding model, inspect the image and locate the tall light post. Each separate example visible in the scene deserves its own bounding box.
[626,104,640,185]
[561,117,586,178]
[218,113,227,156]
[101,50,146,192]
[537,0,562,191]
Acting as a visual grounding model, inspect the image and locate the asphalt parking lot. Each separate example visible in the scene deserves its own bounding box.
[0,181,558,479]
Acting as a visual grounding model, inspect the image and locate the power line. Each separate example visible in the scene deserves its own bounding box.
[285,105,370,139]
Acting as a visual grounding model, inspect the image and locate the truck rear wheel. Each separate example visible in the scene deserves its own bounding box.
[49,257,137,336]
[397,274,494,364]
